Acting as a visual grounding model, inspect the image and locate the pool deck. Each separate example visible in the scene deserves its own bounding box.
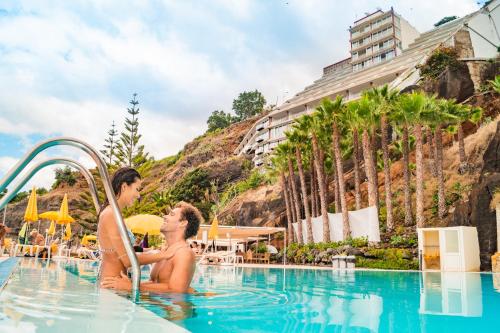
[0,258,189,333]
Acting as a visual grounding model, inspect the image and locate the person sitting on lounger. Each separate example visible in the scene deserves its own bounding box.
[101,201,203,293]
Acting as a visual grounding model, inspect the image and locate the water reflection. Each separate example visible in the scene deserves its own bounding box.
[420,272,482,317]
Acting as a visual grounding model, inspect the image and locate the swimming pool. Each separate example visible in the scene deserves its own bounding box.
[2,258,500,332]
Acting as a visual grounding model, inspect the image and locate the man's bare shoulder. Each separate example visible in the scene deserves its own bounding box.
[173,247,195,263]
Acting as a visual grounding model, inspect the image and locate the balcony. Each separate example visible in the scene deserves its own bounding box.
[256,119,269,132]
[256,133,267,143]
[256,146,264,155]
[254,158,263,166]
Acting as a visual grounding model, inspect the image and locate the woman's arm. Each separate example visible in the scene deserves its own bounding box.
[103,212,170,267]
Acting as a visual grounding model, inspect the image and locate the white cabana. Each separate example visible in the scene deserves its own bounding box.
[293,206,380,243]
[417,226,480,272]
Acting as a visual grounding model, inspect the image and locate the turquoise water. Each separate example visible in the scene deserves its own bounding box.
[63,261,500,333]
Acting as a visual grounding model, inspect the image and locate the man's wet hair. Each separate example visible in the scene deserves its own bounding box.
[176,201,204,239]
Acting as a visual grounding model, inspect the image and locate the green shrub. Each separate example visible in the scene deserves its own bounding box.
[389,235,418,248]
[356,257,419,270]
[219,169,266,208]
[418,47,463,80]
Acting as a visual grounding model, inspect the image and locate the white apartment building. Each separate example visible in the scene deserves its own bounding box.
[235,2,500,166]
[350,7,420,71]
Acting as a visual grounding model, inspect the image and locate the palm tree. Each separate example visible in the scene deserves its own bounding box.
[280,142,304,244]
[398,92,428,227]
[287,125,314,243]
[451,103,482,174]
[301,114,331,242]
[269,154,295,243]
[393,94,417,226]
[310,156,318,217]
[351,97,379,212]
[317,96,351,239]
[366,85,399,231]
[271,153,294,242]
[432,99,459,219]
[344,102,362,210]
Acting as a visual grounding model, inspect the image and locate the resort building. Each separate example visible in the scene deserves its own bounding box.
[235,3,500,166]
[350,7,420,72]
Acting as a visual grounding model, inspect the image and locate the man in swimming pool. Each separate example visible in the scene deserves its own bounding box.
[101,201,203,293]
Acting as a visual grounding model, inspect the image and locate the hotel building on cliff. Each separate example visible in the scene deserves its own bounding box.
[234,3,500,166]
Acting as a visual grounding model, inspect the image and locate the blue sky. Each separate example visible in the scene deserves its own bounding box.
[0,0,481,189]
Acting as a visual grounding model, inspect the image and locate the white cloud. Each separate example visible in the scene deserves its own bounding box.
[0,0,482,180]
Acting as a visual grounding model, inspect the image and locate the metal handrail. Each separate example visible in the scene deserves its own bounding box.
[0,158,100,213]
[0,137,140,300]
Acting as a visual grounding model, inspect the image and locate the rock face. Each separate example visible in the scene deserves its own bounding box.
[422,64,475,102]
[465,122,500,269]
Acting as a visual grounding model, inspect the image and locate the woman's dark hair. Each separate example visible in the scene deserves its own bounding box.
[99,167,141,215]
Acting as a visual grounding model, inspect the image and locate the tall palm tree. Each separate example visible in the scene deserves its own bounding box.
[344,102,362,210]
[426,127,437,177]
[452,103,482,174]
[301,114,331,242]
[269,154,295,243]
[351,97,379,212]
[393,94,417,226]
[310,157,318,217]
[432,99,459,219]
[365,85,399,231]
[317,96,351,239]
[398,92,427,228]
[277,143,304,244]
[287,125,314,243]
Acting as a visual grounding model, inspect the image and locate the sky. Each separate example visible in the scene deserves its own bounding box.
[0,0,481,190]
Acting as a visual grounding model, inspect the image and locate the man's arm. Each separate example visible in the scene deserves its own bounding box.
[101,249,195,293]
[103,212,171,267]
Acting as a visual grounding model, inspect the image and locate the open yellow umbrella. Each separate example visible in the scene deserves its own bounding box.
[39,211,59,236]
[81,235,97,246]
[208,215,219,240]
[24,187,38,223]
[39,211,60,221]
[125,214,163,236]
[57,194,74,224]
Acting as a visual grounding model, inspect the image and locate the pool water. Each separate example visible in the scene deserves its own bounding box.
[63,260,500,333]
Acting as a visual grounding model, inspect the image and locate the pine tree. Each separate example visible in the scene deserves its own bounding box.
[115,93,150,168]
[100,121,118,166]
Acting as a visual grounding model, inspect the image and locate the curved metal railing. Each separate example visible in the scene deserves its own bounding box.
[0,158,100,213]
[0,137,140,300]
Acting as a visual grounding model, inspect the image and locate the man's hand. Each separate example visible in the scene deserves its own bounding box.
[101,271,132,291]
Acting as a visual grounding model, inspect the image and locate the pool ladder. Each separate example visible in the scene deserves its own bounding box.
[0,137,141,301]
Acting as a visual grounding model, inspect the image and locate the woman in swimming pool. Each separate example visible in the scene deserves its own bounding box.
[98,167,177,284]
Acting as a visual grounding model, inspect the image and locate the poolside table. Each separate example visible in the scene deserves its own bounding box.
[332,255,355,269]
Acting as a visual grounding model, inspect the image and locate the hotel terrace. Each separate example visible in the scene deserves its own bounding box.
[235,5,500,166]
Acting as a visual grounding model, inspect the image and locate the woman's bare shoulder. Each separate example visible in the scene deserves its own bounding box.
[98,208,116,227]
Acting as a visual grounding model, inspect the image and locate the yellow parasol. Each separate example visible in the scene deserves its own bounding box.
[57,194,74,224]
[64,223,72,240]
[208,215,219,240]
[23,187,38,222]
[39,211,60,221]
[81,235,97,246]
[39,211,59,236]
[47,221,56,236]
[125,214,163,236]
